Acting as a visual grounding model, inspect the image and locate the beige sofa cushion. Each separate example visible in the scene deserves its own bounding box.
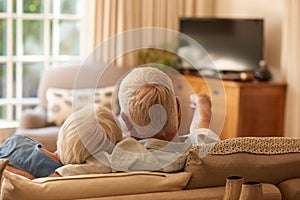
[278,177,300,200]
[74,183,281,200]
[185,137,300,188]
[1,171,191,200]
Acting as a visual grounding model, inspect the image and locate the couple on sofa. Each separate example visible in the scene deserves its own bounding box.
[0,65,219,179]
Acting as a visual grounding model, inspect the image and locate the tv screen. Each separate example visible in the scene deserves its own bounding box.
[179,18,264,72]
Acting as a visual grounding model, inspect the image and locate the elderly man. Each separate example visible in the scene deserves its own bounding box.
[108,65,219,172]
[118,65,215,142]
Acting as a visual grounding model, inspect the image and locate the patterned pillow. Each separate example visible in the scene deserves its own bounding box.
[184,137,300,189]
[46,86,115,126]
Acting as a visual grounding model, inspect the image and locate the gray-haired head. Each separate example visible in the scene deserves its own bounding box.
[118,64,179,140]
[118,65,175,113]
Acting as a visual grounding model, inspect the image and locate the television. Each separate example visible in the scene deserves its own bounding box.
[178,17,264,73]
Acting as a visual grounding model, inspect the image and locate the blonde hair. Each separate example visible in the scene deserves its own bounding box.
[56,104,122,164]
[118,66,178,139]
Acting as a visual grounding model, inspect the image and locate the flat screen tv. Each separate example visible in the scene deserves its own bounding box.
[178,17,264,72]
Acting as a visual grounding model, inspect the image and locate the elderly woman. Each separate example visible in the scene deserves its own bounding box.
[0,104,122,179]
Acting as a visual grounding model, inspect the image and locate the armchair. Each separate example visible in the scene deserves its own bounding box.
[17,64,129,152]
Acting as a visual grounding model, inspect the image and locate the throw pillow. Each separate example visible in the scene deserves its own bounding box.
[46,86,115,126]
[184,137,300,189]
[1,171,191,200]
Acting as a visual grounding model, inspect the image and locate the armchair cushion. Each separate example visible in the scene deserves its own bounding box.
[16,127,60,152]
[19,107,47,129]
[37,65,129,109]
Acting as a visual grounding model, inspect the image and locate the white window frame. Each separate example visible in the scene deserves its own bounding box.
[0,0,84,121]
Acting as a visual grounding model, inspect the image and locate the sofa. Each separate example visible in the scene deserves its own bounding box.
[2,65,300,199]
[1,136,300,200]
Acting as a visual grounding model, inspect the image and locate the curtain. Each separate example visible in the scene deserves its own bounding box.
[178,0,215,17]
[92,0,215,67]
[281,0,300,137]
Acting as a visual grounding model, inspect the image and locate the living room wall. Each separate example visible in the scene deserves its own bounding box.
[214,0,285,81]
[89,0,285,81]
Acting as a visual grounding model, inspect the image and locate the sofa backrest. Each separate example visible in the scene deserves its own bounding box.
[38,64,130,108]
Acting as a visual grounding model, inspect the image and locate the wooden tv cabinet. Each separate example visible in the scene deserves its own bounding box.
[173,75,287,139]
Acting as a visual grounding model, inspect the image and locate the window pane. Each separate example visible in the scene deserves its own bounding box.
[23,104,36,111]
[13,0,16,13]
[13,20,17,55]
[23,20,44,55]
[50,21,52,54]
[0,0,6,12]
[0,106,7,119]
[0,64,6,98]
[60,0,79,14]
[0,19,6,56]
[23,0,44,13]
[13,64,16,98]
[12,105,16,120]
[59,20,79,55]
[23,63,42,97]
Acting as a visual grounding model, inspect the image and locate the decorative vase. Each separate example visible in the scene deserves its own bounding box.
[255,60,272,81]
[223,176,244,200]
[239,181,263,200]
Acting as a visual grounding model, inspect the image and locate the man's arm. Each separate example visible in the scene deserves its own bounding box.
[190,93,212,129]
[189,93,220,145]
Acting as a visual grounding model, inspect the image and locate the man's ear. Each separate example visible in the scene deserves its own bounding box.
[120,112,132,131]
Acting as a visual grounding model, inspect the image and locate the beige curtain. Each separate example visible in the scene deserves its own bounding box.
[178,0,215,17]
[281,0,300,137]
[93,0,215,67]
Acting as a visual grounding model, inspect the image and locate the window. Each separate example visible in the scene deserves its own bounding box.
[0,0,83,121]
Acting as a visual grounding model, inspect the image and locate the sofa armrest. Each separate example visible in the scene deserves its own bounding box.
[19,106,47,129]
